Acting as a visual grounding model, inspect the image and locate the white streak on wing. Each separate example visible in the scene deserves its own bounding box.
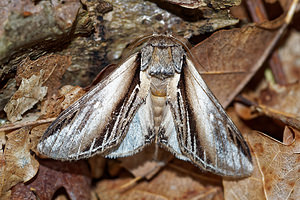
[76,140,82,160]
[193,135,197,160]
[89,138,96,156]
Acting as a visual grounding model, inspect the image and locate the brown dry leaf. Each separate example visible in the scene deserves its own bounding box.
[0,128,39,198]
[191,18,286,108]
[234,102,259,120]
[282,126,296,145]
[95,161,223,200]
[259,83,300,114]
[40,85,85,119]
[88,155,106,179]
[119,145,173,180]
[11,160,91,200]
[3,54,71,122]
[236,83,300,130]
[279,30,300,83]
[223,129,300,200]
[16,54,71,96]
[255,104,300,130]
[165,0,241,9]
[4,72,47,122]
[257,83,300,129]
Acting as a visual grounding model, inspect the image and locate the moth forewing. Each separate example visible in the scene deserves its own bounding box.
[177,57,253,177]
[38,54,145,160]
[38,35,253,177]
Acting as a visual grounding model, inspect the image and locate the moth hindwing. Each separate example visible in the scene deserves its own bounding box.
[38,35,253,177]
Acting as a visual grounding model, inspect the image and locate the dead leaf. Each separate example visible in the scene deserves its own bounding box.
[120,145,173,180]
[0,118,55,133]
[0,131,9,198]
[95,162,223,200]
[10,160,91,200]
[224,129,300,200]
[283,126,296,145]
[236,83,300,130]
[192,18,287,108]
[0,128,39,198]
[16,54,71,97]
[279,30,300,83]
[88,155,106,179]
[4,72,47,122]
[257,83,300,130]
[40,85,85,119]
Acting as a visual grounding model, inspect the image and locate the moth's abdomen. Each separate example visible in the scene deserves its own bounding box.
[151,93,167,133]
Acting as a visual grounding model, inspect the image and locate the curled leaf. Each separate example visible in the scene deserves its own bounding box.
[0,128,39,198]
[4,72,47,122]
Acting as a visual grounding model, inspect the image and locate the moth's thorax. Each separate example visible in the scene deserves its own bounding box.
[140,37,185,80]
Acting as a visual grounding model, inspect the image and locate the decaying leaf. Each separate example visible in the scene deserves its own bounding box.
[11,160,91,200]
[0,128,39,199]
[279,29,300,83]
[4,71,47,122]
[40,85,85,119]
[3,54,71,122]
[119,144,173,180]
[192,17,287,108]
[223,129,300,200]
[259,83,300,114]
[95,160,222,200]
[236,83,300,130]
[88,155,106,179]
[16,55,72,97]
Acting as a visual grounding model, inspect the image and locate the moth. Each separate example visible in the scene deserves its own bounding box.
[38,35,253,177]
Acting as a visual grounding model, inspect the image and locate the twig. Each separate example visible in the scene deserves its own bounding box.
[0,118,56,132]
[246,0,288,85]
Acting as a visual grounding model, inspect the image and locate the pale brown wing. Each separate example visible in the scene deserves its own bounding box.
[164,58,253,177]
[38,54,153,160]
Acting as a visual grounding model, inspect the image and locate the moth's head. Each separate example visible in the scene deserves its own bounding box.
[140,36,186,80]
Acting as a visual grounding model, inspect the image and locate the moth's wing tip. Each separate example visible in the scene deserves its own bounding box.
[224,158,254,178]
[36,138,70,161]
[37,139,47,156]
[242,160,254,177]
